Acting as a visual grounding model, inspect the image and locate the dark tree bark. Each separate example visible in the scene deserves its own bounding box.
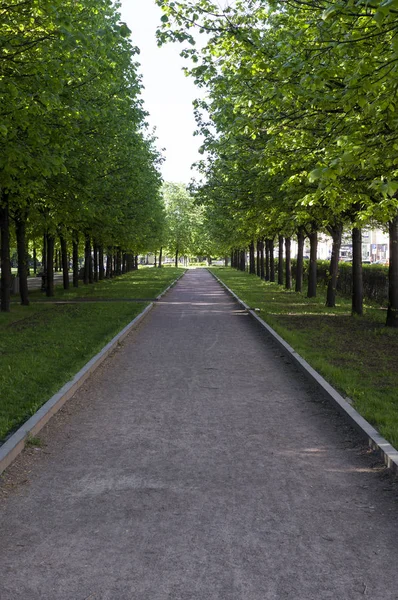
[98,246,104,280]
[256,239,261,277]
[41,233,47,292]
[295,228,305,293]
[106,249,112,278]
[307,230,318,298]
[352,227,363,316]
[175,246,179,268]
[386,212,398,327]
[93,241,99,282]
[15,209,29,305]
[158,246,163,268]
[134,255,138,270]
[249,241,256,274]
[84,235,91,284]
[116,249,122,276]
[59,234,69,290]
[326,224,343,307]
[46,234,55,297]
[259,239,265,279]
[270,239,275,282]
[33,246,37,275]
[278,235,284,285]
[0,192,11,312]
[72,235,79,288]
[154,252,157,268]
[240,249,246,272]
[265,239,270,281]
[285,237,292,290]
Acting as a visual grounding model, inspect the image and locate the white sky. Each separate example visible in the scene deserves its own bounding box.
[119,0,204,184]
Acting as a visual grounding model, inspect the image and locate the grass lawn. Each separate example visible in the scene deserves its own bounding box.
[0,267,183,441]
[210,267,398,449]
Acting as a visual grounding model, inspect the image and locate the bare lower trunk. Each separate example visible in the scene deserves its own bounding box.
[265,239,270,281]
[295,229,305,293]
[72,235,79,288]
[386,212,398,327]
[84,235,90,284]
[256,240,261,277]
[278,235,284,285]
[0,192,11,312]
[270,239,275,282]
[93,241,98,282]
[285,237,292,290]
[158,246,163,268]
[307,230,318,298]
[249,241,255,274]
[240,249,246,272]
[352,227,363,316]
[60,234,69,290]
[98,246,104,280]
[46,234,55,297]
[15,209,29,305]
[175,247,179,268]
[326,224,343,307]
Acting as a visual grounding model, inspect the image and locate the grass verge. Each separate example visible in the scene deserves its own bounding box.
[0,267,183,441]
[209,267,398,448]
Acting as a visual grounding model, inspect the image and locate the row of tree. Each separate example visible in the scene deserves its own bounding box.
[0,0,164,311]
[156,0,398,326]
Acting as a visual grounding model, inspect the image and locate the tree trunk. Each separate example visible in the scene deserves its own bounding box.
[135,255,139,270]
[307,230,318,298]
[116,249,122,276]
[72,236,79,288]
[326,224,343,307]
[269,239,275,282]
[84,235,90,284]
[60,234,69,290]
[285,237,292,290]
[33,246,37,275]
[106,249,112,278]
[15,209,29,305]
[46,234,54,297]
[249,241,255,274]
[159,246,163,268]
[295,229,305,293]
[93,241,98,282]
[386,212,398,327]
[352,227,363,316]
[256,240,261,277]
[0,192,11,312]
[41,233,47,291]
[278,235,284,285]
[265,239,270,280]
[98,245,104,280]
[154,252,157,268]
[175,247,179,268]
[240,249,246,272]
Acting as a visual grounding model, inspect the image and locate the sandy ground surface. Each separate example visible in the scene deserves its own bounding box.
[1,268,398,600]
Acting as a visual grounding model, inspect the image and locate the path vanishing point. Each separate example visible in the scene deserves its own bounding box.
[0,269,398,599]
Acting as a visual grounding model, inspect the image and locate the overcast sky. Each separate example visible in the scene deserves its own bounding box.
[119,0,204,184]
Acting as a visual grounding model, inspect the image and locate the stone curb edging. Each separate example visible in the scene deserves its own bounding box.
[208,269,398,475]
[0,271,186,475]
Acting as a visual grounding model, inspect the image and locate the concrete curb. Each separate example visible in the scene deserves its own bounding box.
[0,271,186,475]
[209,269,398,474]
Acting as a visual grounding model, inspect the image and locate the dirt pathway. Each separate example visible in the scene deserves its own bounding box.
[1,269,397,600]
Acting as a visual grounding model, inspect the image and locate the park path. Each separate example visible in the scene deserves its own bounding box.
[1,269,398,600]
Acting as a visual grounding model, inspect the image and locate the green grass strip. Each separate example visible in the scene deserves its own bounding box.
[0,267,183,441]
[210,268,398,449]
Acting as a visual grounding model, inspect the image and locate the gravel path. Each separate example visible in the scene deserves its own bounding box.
[1,268,397,600]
